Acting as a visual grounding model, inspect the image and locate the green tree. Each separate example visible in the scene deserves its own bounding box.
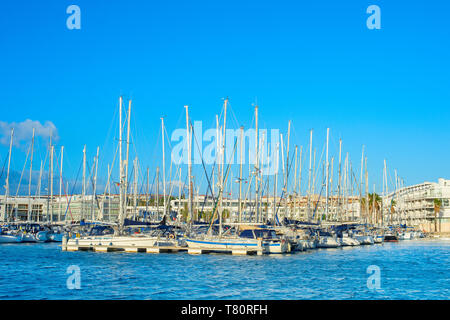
[433,198,442,232]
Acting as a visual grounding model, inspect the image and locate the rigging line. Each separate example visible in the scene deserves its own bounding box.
[273,150,297,225]
[14,141,32,196]
[196,115,220,194]
[34,144,49,197]
[102,136,120,195]
[150,123,162,171]
[311,179,326,220]
[207,137,238,235]
[85,156,102,211]
[197,150,221,217]
[61,174,74,221]
[163,124,174,150]
[312,143,326,192]
[85,158,102,212]
[190,119,218,209]
[100,100,118,168]
[63,156,83,221]
[163,166,182,214]
[0,150,9,180]
[227,101,243,132]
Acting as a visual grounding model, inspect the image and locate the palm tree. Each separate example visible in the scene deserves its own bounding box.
[360,193,382,224]
[433,199,442,232]
[390,199,396,225]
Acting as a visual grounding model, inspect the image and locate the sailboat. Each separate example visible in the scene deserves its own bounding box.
[0,234,23,243]
[338,231,360,246]
[0,226,23,243]
[65,97,180,250]
[185,102,288,254]
[316,230,341,248]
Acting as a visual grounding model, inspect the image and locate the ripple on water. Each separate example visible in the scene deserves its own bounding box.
[0,240,449,299]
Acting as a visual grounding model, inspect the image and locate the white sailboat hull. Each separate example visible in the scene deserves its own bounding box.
[317,236,341,248]
[186,237,261,251]
[339,237,360,246]
[374,235,384,243]
[0,234,23,243]
[398,232,413,240]
[263,240,290,253]
[67,235,177,247]
[21,233,38,242]
[354,235,374,245]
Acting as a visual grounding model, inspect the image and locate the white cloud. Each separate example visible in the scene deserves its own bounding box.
[0,119,59,148]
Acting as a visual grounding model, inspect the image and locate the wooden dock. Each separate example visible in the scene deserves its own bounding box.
[62,243,188,254]
[61,237,264,255]
[62,243,264,255]
[186,247,264,256]
[62,244,263,255]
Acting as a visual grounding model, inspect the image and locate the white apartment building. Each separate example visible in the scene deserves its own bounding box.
[382,178,450,232]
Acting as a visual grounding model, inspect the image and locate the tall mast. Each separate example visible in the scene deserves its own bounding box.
[349,156,353,221]
[365,157,369,224]
[280,134,285,220]
[82,145,86,221]
[219,98,228,235]
[394,169,398,225]
[329,157,336,219]
[337,139,342,221]
[238,126,244,224]
[324,128,329,222]
[178,167,181,222]
[146,167,149,217]
[372,184,376,225]
[161,117,166,219]
[348,155,353,221]
[254,105,259,223]
[265,142,270,223]
[133,157,138,219]
[383,159,388,226]
[118,96,124,230]
[59,146,64,222]
[284,121,291,221]
[27,128,35,222]
[184,105,193,225]
[215,115,220,200]
[360,145,364,222]
[312,148,316,202]
[307,129,313,221]
[298,146,303,220]
[345,153,349,221]
[342,153,347,221]
[156,166,160,219]
[50,144,54,222]
[259,132,265,222]
[124,99,132,220]
[107,163,111,222]
[293,145,298,220]
[92,146,99,221]
[273,142,279,222]
[3,128,14,222]
[36,160,43,222]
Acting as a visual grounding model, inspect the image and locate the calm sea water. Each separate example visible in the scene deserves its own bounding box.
[0,240,448,300]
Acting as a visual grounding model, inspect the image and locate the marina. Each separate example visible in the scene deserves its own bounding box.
[1,96,448,258]
[0,239,448,300]
[2,1,450,303]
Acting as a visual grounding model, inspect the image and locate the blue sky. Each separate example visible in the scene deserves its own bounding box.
[1,0,449,196]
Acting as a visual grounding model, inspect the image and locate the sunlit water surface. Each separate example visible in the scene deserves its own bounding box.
[0,240,448,299]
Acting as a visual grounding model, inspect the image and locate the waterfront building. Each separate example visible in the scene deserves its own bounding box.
[382,178,450,232]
